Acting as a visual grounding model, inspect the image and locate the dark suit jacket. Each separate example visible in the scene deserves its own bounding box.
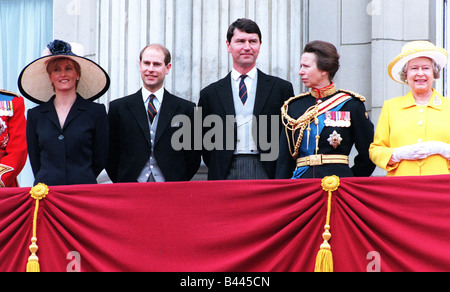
[26,95,109,186]
[107,89,201,183]
[198,70,294,180]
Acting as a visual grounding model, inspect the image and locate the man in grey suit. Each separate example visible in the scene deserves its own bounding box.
[198,18,294,180]
[107,44,200,183]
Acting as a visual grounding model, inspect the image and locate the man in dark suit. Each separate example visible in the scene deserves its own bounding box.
[198,18,294,180]
[107,44,200,183]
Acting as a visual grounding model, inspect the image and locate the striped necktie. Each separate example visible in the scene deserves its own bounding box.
[147,94,157,124]
[239,75,248,105]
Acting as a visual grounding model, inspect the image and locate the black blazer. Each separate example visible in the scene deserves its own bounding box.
[26,95,109,186]
[107,89,201,183]
[198,70,294,180]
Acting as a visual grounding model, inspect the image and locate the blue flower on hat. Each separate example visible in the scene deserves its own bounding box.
[47,40,73,55]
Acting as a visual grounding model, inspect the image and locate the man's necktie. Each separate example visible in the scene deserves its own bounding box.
[239,75,248,105]
[147,94,157,124]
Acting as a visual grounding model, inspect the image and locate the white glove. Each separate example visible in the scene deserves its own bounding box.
[391,144,429,163]
[421,141,450,160]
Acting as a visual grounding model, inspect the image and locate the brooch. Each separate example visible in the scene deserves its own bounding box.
[0,119,7,135]
[433,95,442,106]
[327,131,343,149]
[0,134,9,149]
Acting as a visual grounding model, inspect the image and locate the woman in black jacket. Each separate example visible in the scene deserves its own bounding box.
[19,40,110,186]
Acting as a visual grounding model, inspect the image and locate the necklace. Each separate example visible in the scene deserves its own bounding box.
[415,97,431,106]
[414,91,433,106]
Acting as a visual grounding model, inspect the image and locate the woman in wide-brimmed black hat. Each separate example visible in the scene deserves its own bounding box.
[19,39,110,186]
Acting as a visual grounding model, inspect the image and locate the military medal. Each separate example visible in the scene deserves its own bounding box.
[328,131,343,149]
[0,101,13,117]
[325,111,351,127]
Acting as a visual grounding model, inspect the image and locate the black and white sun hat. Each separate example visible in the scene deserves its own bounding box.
[18,39,110,104]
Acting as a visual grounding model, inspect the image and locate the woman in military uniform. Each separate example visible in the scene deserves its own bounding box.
[275,41,375,179]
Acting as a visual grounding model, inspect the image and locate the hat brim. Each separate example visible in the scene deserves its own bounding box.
[388,50,448,84]
[18,55,110,104]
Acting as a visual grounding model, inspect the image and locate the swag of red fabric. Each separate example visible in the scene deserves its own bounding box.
[1,175,450,272]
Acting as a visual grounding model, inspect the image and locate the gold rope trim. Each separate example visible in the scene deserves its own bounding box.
[281,91,357,159]
[26,183,49,272]
[281,93,318,159]
[337,89,366,102]
[315,176,340,272]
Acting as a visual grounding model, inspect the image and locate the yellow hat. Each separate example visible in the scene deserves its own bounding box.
[388,41,448,84]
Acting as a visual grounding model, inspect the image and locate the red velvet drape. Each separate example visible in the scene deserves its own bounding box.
[1,175,450,272]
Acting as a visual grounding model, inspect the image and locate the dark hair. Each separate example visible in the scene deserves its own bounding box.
[303,41,340,81]
[139,44,171,65]
[227,18,262,43]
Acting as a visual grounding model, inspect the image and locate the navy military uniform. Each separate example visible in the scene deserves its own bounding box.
[0,90,27,187]
[275,83,375,179]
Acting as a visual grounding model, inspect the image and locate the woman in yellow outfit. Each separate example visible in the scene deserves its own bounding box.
[370,41,450,176]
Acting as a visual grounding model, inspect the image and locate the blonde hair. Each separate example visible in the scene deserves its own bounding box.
[46,57,81,91]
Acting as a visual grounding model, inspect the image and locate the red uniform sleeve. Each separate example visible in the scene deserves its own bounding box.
[0,97,27,187]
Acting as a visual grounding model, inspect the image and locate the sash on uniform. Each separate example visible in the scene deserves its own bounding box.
[292,93,352,179]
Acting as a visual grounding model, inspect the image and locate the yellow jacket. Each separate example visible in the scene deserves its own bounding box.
[370,89,450,176]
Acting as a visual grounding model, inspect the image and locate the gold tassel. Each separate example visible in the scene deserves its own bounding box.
[26,237,40,272]
[27,184,49,272]
[315,176,340,272]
